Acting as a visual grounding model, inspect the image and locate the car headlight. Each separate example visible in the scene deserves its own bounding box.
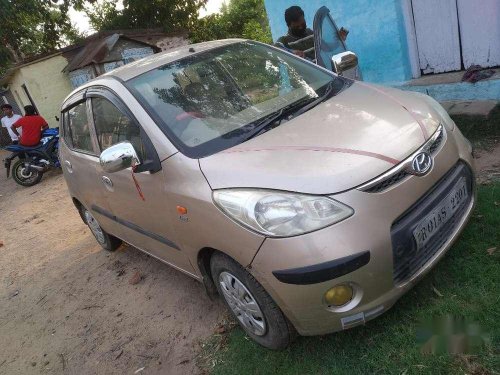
[213,189,354,237]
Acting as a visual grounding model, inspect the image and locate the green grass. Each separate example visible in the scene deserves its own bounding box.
[206,183,500,375]
[451,104,500,150]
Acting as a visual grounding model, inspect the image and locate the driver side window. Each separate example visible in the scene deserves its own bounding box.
[91,97,146,161]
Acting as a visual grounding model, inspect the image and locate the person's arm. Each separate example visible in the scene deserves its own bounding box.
[292,50,305,58]
[10,120,21,138]
[276,38,305,58]
[41,117,49,131]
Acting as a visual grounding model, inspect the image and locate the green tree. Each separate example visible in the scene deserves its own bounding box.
[0,0,84,75]
[83,0,208,32]
[190,0,272,43]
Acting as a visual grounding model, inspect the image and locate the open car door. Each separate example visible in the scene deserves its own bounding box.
[313,6,362,80]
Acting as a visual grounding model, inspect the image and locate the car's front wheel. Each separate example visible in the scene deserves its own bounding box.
[81,206,121,251]
[210,252,295,349]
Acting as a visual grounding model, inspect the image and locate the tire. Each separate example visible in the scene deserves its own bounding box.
[210,252,296,350]
[12,159,43,187]
[80,206,121,251]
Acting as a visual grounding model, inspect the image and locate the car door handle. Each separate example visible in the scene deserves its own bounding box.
[64,160,73,173]
[101,176,113,188]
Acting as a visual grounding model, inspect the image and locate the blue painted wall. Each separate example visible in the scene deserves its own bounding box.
[264,0,413,84]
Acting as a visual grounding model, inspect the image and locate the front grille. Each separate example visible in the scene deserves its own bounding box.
[391,162,473,284]
[428,129,444,154]
[360,125,445,193]
[364,170,409,193]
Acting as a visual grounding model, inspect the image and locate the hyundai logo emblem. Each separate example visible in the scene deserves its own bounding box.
[411,152,433,175]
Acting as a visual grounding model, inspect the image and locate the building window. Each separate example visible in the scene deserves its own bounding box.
[121,47,154,64]
[69,68,93,89]
[103,61,125,73]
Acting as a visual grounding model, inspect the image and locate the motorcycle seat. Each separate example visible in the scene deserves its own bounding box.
[5,143,43,152]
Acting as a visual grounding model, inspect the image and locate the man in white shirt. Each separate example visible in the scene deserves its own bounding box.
[1,104,22,144]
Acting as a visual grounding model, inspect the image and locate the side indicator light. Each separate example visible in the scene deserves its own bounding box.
[177,206,188,215]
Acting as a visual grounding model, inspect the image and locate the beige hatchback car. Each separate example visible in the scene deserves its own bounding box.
[60,39,475,349]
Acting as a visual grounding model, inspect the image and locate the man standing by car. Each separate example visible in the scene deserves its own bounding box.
[276,5,348,60]
[10,105,48,147]
[1,104,22,144]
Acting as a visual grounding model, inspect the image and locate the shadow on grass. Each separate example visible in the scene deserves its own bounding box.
[451,103,500,151]
[206,183,500,375]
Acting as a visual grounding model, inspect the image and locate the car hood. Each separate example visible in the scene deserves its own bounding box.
[200,82,443,194]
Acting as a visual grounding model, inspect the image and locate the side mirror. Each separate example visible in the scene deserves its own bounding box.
[331,51,358,75]
[100,142,140,173]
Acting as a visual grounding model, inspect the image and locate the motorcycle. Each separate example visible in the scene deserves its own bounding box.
[3,127,60,187]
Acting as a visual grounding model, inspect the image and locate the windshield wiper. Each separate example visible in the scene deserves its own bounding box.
[291,80,336,118]
[243,80,337,142]
[244,96,317,141]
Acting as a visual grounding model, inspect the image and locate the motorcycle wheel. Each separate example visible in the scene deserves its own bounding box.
[12,159,43,187]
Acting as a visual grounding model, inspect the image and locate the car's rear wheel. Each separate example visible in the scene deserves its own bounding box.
[81,206,121,251]
[210,252,295,349]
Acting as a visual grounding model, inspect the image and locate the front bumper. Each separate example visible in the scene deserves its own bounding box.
[249,126,476,336]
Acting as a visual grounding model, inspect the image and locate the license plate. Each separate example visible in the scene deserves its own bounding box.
[413,177,468,250]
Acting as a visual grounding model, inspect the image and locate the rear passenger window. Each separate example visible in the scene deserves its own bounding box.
[91,97,146,161]
[65,102,94,153]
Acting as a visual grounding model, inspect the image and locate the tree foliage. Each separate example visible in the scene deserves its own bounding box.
[0,0,273,76]
[83,0,208,32]
[0,0,84,75]
[190,0,272,43]
[84,0,272,44]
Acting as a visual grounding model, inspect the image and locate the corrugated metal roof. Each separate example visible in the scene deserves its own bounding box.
[62,34,161,73]
[62,34,120,73]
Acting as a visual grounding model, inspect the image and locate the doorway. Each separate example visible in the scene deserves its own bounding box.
[407,0,500,75]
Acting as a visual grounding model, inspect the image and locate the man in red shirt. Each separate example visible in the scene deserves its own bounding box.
[11,105,48,146]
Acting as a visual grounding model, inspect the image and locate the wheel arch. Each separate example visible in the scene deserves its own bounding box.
[71,197,87,224]
[197,247,219,299]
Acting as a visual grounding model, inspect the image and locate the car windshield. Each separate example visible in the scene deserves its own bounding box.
[127,41,345,158]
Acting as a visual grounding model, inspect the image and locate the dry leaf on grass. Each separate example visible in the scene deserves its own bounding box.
[215,326,226,334]
[486,247,497,255]
[432,286,443,297]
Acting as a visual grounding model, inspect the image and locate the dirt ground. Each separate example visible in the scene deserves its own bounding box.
[0,140,499,375]
[0,151,225,375]
[474,140,500,184]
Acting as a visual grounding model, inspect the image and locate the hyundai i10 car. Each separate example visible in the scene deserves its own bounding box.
[59,38,475,349]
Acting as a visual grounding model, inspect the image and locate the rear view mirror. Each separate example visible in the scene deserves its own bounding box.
[100,142,140,173]
[331,51,358,75]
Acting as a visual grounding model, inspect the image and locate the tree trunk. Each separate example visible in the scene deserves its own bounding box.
[4,42,23,63]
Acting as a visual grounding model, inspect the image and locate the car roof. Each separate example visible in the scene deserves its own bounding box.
[103,38,245,81]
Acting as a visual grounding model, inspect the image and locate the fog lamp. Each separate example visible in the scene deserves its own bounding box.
[324,284,353,306]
